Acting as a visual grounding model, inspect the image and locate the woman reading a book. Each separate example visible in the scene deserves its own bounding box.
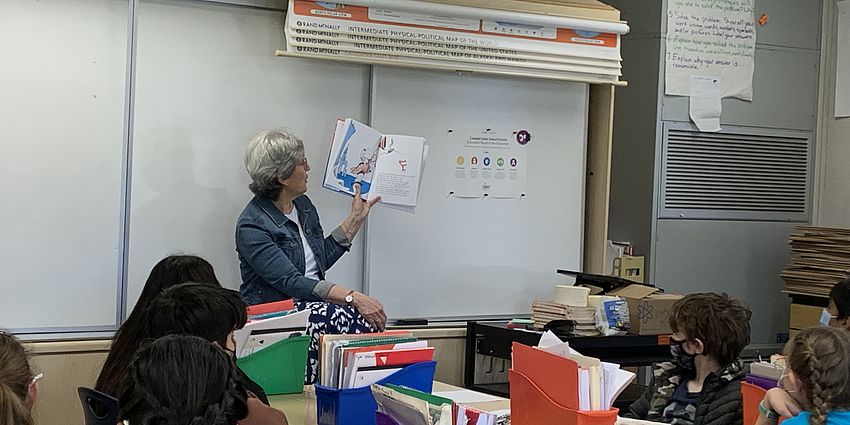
[235,128,387,384]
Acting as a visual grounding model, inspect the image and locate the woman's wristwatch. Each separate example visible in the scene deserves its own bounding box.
[344,290,356,305]
[759,401,780,420]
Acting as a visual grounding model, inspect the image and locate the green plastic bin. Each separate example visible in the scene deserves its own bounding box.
[236,335,310,395]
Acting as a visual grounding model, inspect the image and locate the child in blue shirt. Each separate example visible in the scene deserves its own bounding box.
[757,326,850,425]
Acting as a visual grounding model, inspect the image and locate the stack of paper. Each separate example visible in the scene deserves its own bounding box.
[781,226,850,298]
[373,384,510,425]
[531,300,598,336]
[323,118,429,212]
[319,332,435,389]
[535,331,635,411]
[233,306,310,358]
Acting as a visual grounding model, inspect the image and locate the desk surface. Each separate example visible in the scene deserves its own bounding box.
[269,389,310,425]
[268,382,479,425]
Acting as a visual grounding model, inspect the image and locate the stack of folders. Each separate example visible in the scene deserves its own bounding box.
[233,301,309,359]
[372,384,510,425]
[319,331,435,389]
[510,331,635,425]
[531,301,599,335]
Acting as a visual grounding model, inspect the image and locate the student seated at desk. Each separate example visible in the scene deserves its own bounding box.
[625,293,752,425]
[119,334,286,425]
[0,332,40,425]
[97,255,223,398]
[756,327,850,425]
[821,279,850,331]
[761,270,850,425]
[142,283,286,424]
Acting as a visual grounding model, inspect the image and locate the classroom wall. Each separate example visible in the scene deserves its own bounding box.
[27,340,110,425]
[606,0,822,344]
[816,0,850,227]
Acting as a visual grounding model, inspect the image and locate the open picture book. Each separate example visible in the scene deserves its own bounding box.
[323,118,428,210]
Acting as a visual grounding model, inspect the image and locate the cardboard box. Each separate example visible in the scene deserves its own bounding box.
[608,285,683,335]
[790,303,823,331]
[614,255,645,284]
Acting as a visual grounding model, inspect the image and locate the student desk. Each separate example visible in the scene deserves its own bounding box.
[465,321,673,397]
[269,386,314,425]
[268,382,485,425]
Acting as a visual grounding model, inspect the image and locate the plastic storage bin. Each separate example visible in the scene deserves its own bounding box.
[742,381,785,425]
[315,361,437,425]
[510,369,619,425]
[236,335,310,395]
[375,411,401,425]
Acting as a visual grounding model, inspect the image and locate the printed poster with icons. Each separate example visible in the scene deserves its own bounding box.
[446,127,530,199]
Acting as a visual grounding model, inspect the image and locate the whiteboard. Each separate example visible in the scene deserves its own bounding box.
[367,66,588,320]
[0,0,127,331]
[127,1,371,307]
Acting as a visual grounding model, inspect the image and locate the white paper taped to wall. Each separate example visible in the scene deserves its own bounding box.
[689,75,722,132]
[665,0,756,101]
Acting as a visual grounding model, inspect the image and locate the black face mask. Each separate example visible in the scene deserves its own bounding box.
[670,337,696,370]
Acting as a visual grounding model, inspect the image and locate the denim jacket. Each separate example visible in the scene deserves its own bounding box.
[235,195,351,305]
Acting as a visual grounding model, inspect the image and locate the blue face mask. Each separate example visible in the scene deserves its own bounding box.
[820,308,836,326]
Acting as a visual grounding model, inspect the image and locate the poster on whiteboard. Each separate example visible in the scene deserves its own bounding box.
[446,128,529,199]
[664,0,756,101]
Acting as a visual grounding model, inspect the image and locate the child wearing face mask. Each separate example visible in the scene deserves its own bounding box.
[756,326,850,425]
[625,293,752,425]
[819,279,850,330]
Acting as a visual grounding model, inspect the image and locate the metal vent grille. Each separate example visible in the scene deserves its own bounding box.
[661,123,811,221]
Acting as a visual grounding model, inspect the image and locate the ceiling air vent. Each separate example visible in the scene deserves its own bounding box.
[660,123,811,221]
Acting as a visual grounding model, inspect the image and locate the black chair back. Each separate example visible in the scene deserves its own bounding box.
[77,387,119,425]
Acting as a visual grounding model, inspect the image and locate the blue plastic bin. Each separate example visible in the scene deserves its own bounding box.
[315,361,437,425]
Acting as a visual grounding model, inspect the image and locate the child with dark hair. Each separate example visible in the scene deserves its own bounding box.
[119,334,249,425]
[626,293,752,425]
[97,255,221,397]
[145,282,248,350]
[143,283,287,425]
[821,279,850,330]
[0,332,39,425]
[757,326,850,425]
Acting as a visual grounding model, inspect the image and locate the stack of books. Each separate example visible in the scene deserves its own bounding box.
[781,226,850,298]
[319,331,435,389]
[531,301,598,336]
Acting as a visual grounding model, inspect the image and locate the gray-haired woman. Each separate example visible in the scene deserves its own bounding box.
[235,128,386,384]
